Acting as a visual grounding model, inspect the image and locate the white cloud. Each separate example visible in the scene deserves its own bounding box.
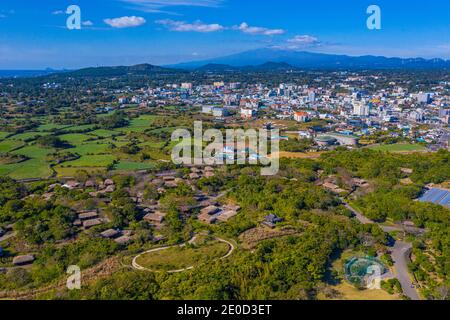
[104,16,146,28]
[156,19,224,32]
[119,0,224,12]
[82,20,94,26]
[236,22,285,36]
[287,35,320,45]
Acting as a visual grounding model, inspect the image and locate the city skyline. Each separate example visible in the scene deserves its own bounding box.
[0,0,449,69]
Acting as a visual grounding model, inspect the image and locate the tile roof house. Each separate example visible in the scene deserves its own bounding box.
[13,255,35,266]
[62,181,80,190]
[262,214,283,229]
[143,213,165,224]
[78,211,99,220]
[83,219,103,229]
[100,229,120,239]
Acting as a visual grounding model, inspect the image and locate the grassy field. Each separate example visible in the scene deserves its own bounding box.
[60,124,97,133]
[70,142,115,156]
[90,129,122,138]
[0,145,55,180]
[368,143,427,153]
[0,140,24,153]
[10,131,51,141]
[118,115,162,133]
[59,154,116,168]
[0,158,52,180]
[114,161,155,171]
[0,132,11,140]
[11,145,54,158]
[54,166,107,177]
[58,133,95,144]
[135,237,230,272]
[36,124,71,132]
[330,283,399,300]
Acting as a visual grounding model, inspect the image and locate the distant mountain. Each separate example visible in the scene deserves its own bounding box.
[60,63,182,78]
[171,48,450,70]
[194,61,297,72]
[195,63,238,72]
[248,62,298,71]
[0,69,65,78]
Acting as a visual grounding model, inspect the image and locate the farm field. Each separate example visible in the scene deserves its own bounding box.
[0,113,179,179]
[114,161,155,171]
[60,124,97,133]
[118,115,162,133]
[367,143,427,153]
[0,132,11,140]
[36,124,72,132]
[0,158,52,180]
[58,154,116,168]
[10,131,50,141]
[70,142,115,156]
[89,129,121,138]
[0,140,24,153]
[58,133,95,144]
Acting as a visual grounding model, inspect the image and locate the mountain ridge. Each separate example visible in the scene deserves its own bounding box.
[169,48,450,70]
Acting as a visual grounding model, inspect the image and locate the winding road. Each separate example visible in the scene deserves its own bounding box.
[343,201,422,300]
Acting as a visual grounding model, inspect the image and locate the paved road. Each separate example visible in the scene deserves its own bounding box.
[343,202,374,225]
[343,201,421,300]
[391,241,421,300]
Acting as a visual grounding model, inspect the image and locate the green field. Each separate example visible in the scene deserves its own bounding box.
[0,158,52,180]
[10,131,51,141]
[0,132,11,140]
[90,129,121,138]
[58,133,95,144]
[36,124,71,132]
[368,143,427,153]
[11,145,54,158]
[118,115,162,133]
[135,237,230,272]
[61,124,97,133]
[0,140,24,153]
[70,142,115,155]
[59,154,116,168]
[0,145,55,180]
[114,161,155,171]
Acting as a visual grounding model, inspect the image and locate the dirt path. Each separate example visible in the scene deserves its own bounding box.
[132,236,235,273]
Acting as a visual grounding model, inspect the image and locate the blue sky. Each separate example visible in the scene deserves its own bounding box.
[0,0,449,69]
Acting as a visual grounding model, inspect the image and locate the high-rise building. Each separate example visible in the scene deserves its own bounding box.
[417,93,432,104]
[181,83,193,90]
[353,101,370,116]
